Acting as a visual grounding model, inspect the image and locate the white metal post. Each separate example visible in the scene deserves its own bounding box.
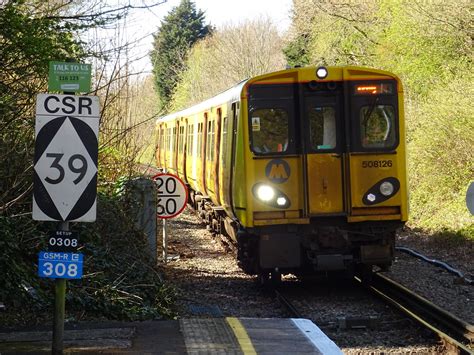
[162,218,167,263]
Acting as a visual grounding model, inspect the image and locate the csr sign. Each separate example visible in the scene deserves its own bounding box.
[42,95,95,115]
[33,94,99,222]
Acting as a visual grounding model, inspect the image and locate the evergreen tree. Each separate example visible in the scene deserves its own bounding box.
[283,34,310,68]
[150,0,211,108]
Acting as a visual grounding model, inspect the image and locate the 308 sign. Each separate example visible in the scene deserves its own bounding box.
[38,252,83,279]
[153,173,188,219]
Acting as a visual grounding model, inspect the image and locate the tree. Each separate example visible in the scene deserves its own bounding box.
[283,34,310,68]
[0,0,176,325]
[150,0,211,109]
[170,17,286,111]
[284,0,473,233]
[0,0,86,215]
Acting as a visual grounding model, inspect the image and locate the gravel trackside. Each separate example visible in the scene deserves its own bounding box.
[157,208,470,354]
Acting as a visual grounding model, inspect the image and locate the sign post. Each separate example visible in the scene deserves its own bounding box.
[152,172,188,263]
[35,60,96,354]
[163,218,168,263]
[53,222,67,355]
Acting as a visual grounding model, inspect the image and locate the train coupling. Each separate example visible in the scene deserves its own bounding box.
[308,253,353,271]
[360,244,392,265]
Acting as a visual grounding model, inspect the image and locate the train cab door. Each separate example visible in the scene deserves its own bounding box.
[302,87,345,216]
[176,120,186,180]
[346,79,403,216]
[202,112,211,196]
[214,108,222,204]
[205,115,217,199]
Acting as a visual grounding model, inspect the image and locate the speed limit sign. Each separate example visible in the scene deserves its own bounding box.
[153,173,188,219]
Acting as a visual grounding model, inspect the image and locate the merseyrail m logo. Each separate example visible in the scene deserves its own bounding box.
[265,159,290,184]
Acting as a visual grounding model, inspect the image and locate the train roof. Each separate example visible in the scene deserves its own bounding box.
[157,79,248,123]
[156,66,402,123]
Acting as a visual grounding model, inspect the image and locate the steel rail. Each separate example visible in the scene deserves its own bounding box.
[274,289,303,319]
[358,273,473,354]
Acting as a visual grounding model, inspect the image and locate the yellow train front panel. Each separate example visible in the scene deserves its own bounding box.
[239,66,407,228]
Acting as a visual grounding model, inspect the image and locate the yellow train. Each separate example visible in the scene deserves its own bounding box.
[156,66,408,282]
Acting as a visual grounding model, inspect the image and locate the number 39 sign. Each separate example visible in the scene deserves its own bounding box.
[33,94,99,222]
[152,173,188,219]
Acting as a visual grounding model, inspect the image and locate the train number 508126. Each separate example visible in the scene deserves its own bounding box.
[362,160,393,168]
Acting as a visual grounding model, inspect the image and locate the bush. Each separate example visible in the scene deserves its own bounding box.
[407,75,474,233]
[0,192,176,327]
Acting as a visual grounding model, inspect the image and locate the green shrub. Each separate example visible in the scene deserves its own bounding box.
[0,192,176,327]
[407,75,474,233]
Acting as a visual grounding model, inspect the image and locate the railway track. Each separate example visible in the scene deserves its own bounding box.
[360,272,474,354]
[275,274,473,354]
[274,288,303,319]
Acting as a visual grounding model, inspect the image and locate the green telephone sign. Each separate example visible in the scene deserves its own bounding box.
[48,61,91,93]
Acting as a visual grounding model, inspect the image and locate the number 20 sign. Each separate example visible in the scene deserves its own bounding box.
[152,173,188,219]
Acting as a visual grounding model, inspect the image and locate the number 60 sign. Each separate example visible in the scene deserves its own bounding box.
[152,173,188,219]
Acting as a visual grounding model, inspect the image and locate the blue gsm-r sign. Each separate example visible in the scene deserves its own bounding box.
[38,251,83,279]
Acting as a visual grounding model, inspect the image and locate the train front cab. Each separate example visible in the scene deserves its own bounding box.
[237,66,408,278]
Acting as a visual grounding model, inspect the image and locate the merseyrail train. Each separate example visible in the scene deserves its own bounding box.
[155,66,408,282]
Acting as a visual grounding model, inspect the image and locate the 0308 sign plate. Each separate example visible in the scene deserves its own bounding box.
[38,251,83,279]
[48,231,80,253]
[153,173,188,219]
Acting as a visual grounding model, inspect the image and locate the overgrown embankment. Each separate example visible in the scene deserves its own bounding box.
[284,0,473,236]
[0,192,175,327]
[0,1,175,326]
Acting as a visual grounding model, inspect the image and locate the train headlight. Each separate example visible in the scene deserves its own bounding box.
[276,197,287,206]
[316,66,328,79]
[380,182,394,196]
[252,183,291,209]
[363,177,400,205]
[257,185,275,201]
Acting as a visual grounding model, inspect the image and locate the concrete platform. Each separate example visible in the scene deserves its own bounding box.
[0,318,342,354]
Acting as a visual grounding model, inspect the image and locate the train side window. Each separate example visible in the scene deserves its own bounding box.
[177,126,181,153]
[187,124,193,155]
[206,120,215,161]
[222,117,228,167]
[157,127,162,149]
[182,126,185,153]
[206,121,210,160]
[211,120,215,161]
[250,108,289,154]
[308,106,336,150]
[197,123,203,158]
[360,105,396,148]
[160,128,164,149]
[181,126,185,153]
[178,126,184,153]
[172,127,176,152]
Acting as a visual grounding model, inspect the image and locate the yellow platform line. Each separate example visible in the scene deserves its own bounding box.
[226,317,257,355]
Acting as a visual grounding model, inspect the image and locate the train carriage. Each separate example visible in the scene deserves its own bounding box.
[156,66,408,282]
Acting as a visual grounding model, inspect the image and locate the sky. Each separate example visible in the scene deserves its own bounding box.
[100,0,293,74]
[147,0,293,30]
